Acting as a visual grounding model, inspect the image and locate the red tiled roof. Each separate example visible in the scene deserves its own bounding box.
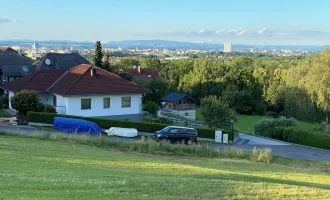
[122,68,159,78]
[3,64,149,95]
[2,70,66,92]
[49,64,149,95]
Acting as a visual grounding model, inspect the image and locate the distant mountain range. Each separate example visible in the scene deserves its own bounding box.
[0,39,329,51]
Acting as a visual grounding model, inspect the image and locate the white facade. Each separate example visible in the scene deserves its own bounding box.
[8,91,143,120]
[224,42,232,53]
[59,94,142,117]
[8,91,14,109]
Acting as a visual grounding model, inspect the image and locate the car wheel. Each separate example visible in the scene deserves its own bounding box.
[187,139,193,145]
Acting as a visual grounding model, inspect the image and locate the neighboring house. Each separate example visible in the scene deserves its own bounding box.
[2,64,149,121]
[35,53,90,70]
[121,66,159,78]
[0,50,33,83]
[160,92,196,120]
[0,46,19,54]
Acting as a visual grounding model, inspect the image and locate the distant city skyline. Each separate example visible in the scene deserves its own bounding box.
[1,0,330,45]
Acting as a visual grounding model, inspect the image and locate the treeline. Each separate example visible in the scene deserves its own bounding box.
[154,50,330,123]
[89,41,329,123]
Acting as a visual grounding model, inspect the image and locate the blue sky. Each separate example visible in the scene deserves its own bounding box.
[1,0,330,45]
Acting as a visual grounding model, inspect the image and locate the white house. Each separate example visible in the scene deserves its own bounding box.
[3,64,149,121]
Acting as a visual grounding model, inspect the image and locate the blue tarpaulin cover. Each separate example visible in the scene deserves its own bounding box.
[53,117,102,134]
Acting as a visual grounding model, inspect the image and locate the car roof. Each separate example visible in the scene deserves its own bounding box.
[167,126,197,130]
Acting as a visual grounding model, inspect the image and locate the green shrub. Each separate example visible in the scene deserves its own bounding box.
[1,96,9,108]
[251,147,273,163]
[254,116,297,136]
[272,126,285,140]
[142,101,159,116]
[35,103,57,113]
[283,126,296,141]
[311,123,330,134]
[27,112,225,140]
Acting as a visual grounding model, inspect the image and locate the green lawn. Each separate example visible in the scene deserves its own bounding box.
[0,109,10,117]
[196,108,315,134]
[1,135,330,199]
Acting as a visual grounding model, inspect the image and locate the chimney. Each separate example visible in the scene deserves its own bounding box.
[91,66,97,76]
[137,66,141,74]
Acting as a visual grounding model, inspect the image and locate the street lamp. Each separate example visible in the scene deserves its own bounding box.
[230,119,235,142]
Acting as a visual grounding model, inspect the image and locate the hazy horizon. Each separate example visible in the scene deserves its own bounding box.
[1,0,329,45]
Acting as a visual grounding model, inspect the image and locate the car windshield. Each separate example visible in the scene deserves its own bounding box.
[159,127,171,133]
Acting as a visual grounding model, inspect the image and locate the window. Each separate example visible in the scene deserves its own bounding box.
[121,97,131,108]
[22,66,29,72]
[103,97,110,109]
[185,112,189,116]
[81,98,91,110]
[170,129,178,134]
[53,95,57,107]
[9,77,15,82]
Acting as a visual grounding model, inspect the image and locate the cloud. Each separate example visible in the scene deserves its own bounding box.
[168,28,330,40]
[0,18,18,24]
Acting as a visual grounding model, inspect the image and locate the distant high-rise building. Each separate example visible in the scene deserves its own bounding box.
[224,42,232,52]
[32,42,39,50]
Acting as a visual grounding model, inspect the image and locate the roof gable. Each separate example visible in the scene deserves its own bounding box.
[0,51,33,66]
[122,68,159,78]
[35,53,90,70]
[0,65,35,76]
[48,64,150,95]
[161,92,194,102]
[2,70,66,92]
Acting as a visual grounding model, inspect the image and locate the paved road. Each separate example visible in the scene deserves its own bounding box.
[1,125,330,162]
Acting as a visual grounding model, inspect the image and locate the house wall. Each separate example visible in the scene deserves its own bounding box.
[54,94,68,114]
[38,92,53,105]
[65,94,142,121]
[7,91,143,121]
[178,110,196,120]
[8,91,14,109]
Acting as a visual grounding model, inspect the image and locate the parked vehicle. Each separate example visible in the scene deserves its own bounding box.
[153,126,198,145]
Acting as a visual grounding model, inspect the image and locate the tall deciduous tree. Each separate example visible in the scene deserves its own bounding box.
[305,49,330,123]
[103,50,111,71]
[93,41,103,67]
[200,96,235,129]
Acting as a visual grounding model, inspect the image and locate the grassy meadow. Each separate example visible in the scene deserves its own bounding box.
[1,134,330,199]
[196,108,315,134]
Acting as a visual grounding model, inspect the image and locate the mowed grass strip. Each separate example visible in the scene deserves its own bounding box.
[1,135,330,199]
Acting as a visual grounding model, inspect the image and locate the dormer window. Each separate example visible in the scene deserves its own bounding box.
[22,66,29,72]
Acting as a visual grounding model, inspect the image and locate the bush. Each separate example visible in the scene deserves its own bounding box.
[251,147,273,163]
[200,96,235,129]
[272,126,285,140]
[288,128,330,150]
[282,126,296,141]
[11,90,39,115]
[1,96,8,108]
[311,122,330,134]
[257,126,330,150]
[27,112,224,140]
[264,111,278,118]
[254,116,297,136]
[142,101,159,116]
[35,103,57,113]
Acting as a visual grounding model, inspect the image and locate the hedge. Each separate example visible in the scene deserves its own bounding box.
[255,125,330,150]
[27,112,232,140]
[288,128,330,150]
